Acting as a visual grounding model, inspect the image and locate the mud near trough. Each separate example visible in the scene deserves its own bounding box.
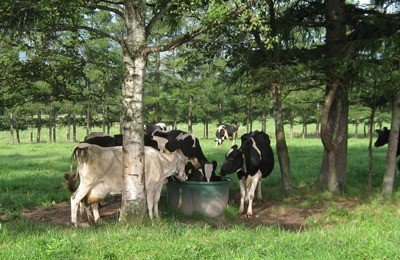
[22,191,360,231]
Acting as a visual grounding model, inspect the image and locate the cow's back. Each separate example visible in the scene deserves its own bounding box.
[240,132,274,178]
[74,144,124,189]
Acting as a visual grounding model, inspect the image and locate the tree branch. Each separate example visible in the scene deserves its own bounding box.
[145,2,174,38]
[77,25,121,44]
[88,4,124,19]
[144,0,257,55]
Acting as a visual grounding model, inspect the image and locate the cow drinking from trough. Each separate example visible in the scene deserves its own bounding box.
[153,130,217,182]
[374,127,400,171]
[215,124,238,146]
[219,131,274,217]
[145,123,167,135]
[69,143,197,226]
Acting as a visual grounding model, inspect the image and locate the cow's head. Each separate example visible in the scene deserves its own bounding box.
[186,160,218,182]
[219,145,244,176]
[203,161,217,181]
[375,127,390,147]
[173,149,200,181]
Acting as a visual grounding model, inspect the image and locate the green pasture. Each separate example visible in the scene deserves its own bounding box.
[1,124,400,259]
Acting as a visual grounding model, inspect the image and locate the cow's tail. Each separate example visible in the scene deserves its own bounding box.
[67,146,80,192]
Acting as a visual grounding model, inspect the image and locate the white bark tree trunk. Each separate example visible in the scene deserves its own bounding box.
[119,0,148,225]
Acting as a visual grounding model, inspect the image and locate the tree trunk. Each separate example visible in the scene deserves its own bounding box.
[9,112,15,144]
[302,120,307,139]
[315,102,320,137]
[315,0,348,193]
[52,109,56,143]
[246,99,252,133]
[382,91,400,197]
[72,114,77,142]
[188,96,193,134]
[119,0,148,225]
[364,125,367,138]
[218,102,222,125]
[355,118,359,138]
[86,106,91,136]
[102,105,106,133]
[368,104,376,189]
[272,83,293,192]
[49,106,53,143]
[30,115,34,143]
[261,109,267,132]
[37,109,42,143]
[67,111,71,142]
[290,111,294,139]
[16,117,20,143]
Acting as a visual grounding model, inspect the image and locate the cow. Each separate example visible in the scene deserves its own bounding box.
[215,124,238,146]
[186,161,218,182]
[219,130,274,217]
[145,123,167,135]
[65,133,168,192]
[84,132,109,140]
[374,127,400,170]
[153,130,218,182]
[69,143,197,226]
[82,135,120,147]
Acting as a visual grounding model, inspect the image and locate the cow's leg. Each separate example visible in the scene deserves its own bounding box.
[71,195,85,227]
[92,203,101,224]
[146,187,155,220]
[70,185,91,227]
[238,178,246,214]
[83,202,95,225]
[79,202,86,221]
[153,183,164,220]
[246,173,262,217]
[71,197,80,227]
[256,179,263,200]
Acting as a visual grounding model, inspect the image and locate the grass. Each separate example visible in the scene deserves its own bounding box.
[1,123,400,259]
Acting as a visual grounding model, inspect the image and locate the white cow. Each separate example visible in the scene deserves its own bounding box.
[70,143,196,226]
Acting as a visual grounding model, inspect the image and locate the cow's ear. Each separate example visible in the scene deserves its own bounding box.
[231,145,238,150]
[212,160,217,170]
[375,129,380,134]
[64,173,70,180]
[383,127,388,131]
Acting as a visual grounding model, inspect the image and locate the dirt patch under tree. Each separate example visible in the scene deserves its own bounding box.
[22,190,362,231]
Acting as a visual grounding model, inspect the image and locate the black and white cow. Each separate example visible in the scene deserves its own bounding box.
[375,127,400,170]
[145,123,167,135]
[84,132,109,140]
[219,130,274,217]
[215,124,238,146]
[185,161,218,182]
[153,130,217,182]
[83,135,120,147]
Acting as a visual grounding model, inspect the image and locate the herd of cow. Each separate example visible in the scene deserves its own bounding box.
[64,123,399,227]
[64,123,275,227]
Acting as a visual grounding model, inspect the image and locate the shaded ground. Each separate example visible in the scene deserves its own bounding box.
[23,190,362,231]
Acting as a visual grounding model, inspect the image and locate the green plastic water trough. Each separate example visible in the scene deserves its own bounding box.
[167,177,232,217]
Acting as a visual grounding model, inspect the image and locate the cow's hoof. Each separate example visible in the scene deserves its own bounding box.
[246,213,254,218]
[78,222,91,228]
